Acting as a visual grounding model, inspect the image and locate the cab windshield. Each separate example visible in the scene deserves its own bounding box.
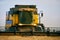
[19,11,32,24]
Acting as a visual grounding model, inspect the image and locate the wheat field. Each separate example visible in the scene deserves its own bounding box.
[0,35,60,40]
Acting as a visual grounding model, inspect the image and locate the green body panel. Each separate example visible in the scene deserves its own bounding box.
[15,5,36,8]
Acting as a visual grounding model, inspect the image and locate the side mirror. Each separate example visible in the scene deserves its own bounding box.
[40,10,43,17]
[41,13,43,17]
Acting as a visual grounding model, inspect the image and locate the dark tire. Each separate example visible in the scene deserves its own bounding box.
[35,27,41,32]
[39,24,45,32]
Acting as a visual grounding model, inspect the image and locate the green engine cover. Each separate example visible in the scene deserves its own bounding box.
[19,11,32,24]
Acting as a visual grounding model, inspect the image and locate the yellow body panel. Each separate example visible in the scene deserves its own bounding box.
[6,14,19,27]
[12,14,19,26]
[15,14,19,24]
[12,14,16,26]
[32,14,39,24]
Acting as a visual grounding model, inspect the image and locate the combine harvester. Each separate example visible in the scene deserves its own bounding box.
[5,5,45,35]
[0,5,60,36]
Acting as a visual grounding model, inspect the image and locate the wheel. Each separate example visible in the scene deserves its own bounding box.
[35,26,41,32]
[38,24,45,32]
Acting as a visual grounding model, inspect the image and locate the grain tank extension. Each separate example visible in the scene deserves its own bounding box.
[6,5,45,34]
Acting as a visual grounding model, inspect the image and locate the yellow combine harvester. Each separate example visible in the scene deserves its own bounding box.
[6,5,45,35]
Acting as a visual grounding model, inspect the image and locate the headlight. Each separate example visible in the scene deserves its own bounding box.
[33,24,36,26]
[19,24,23,25]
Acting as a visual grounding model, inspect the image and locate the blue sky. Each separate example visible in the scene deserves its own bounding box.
[0,0,60,28]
